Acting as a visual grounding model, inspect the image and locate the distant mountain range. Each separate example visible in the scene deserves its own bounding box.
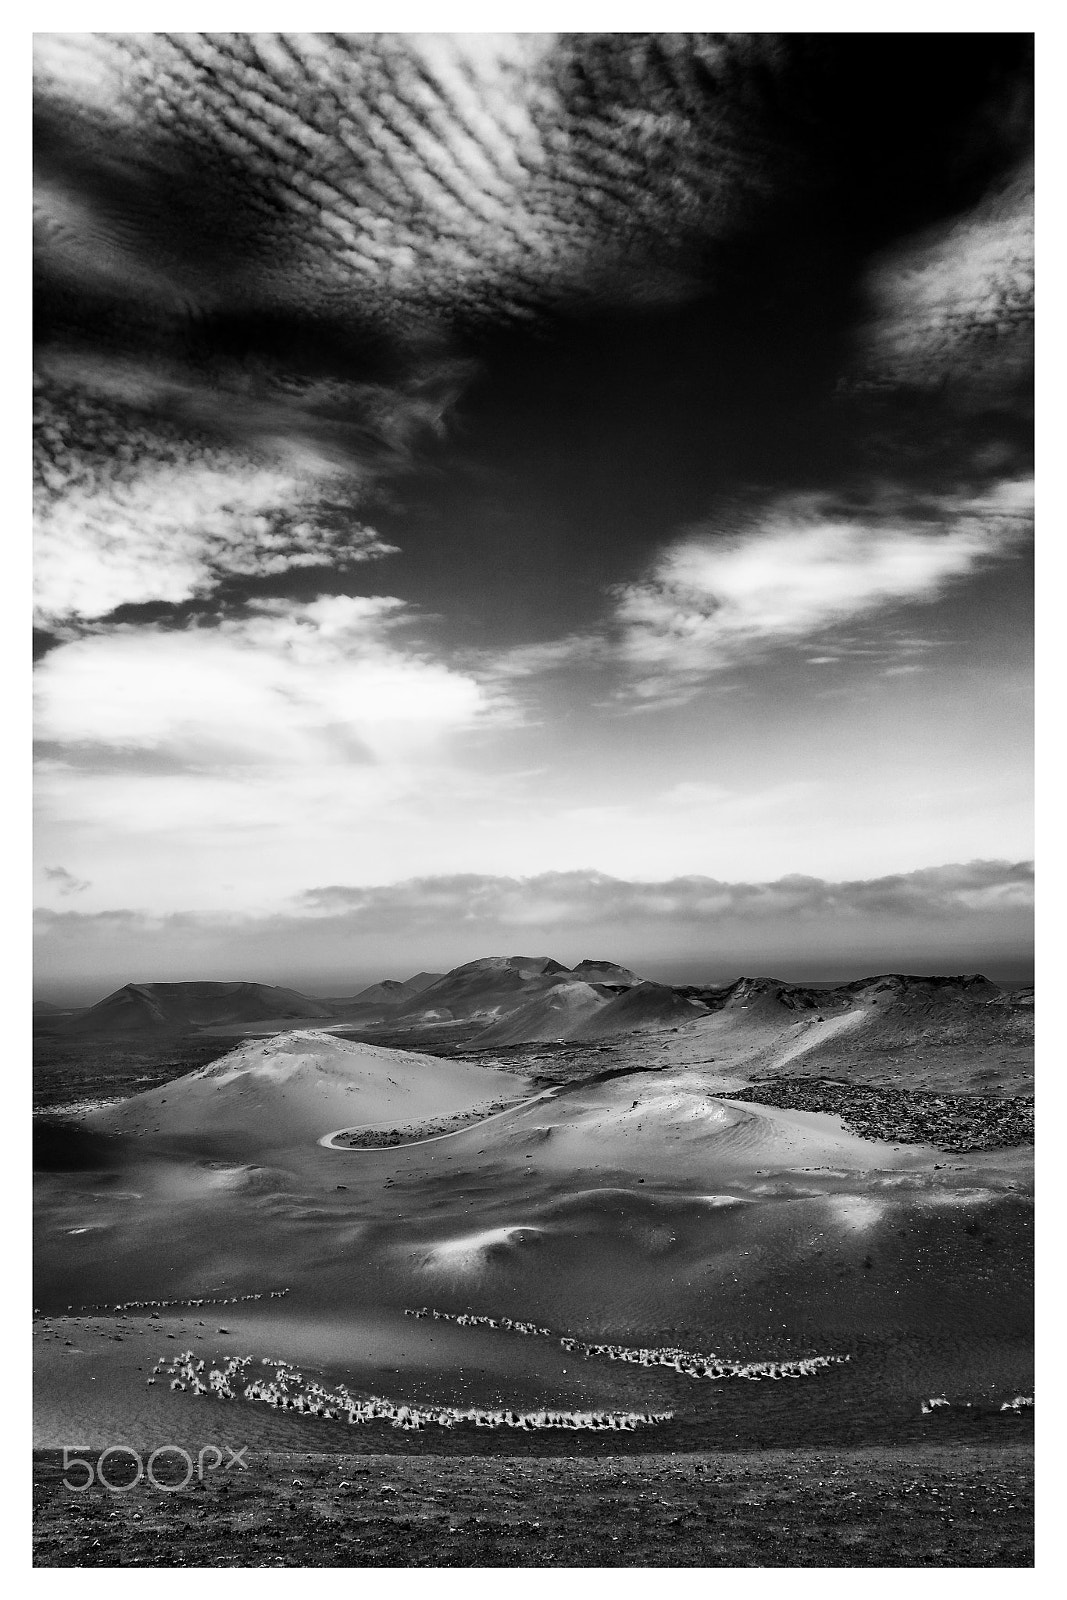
[38,980,335,1036]
[324,973,444,1008]
[34,960,1029,1053]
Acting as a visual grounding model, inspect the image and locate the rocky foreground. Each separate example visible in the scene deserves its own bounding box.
[731,1078,1034,1151]
[33,1445,1033,1567]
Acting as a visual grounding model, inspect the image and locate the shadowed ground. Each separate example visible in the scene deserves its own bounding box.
[33,1445,1033,1567]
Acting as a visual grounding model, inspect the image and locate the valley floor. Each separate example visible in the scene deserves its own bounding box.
[33,1442,1033,1568]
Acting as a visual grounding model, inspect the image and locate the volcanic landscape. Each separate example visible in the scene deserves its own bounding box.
[33,955,1033,1564]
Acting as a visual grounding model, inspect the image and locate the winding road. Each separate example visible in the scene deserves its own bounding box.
[317,1084,562,1152]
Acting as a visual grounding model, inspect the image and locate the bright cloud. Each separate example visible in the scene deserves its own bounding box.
[32,33,777,326]
[612,479,1033,697]
[31,36,1032,979]
[35,595,496,769]
[858,162,1034,393]
[34,379,399,626]
[34,594,517,913]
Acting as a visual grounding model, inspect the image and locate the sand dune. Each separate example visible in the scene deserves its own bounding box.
[765,1007,869,1068]
[88,1030,523,1146]
[451,1069,925,1181]
[416,1224,547,1272]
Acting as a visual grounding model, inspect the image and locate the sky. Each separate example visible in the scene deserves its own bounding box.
[32,32,1034,1000]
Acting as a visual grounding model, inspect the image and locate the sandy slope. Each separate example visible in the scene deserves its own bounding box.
[477,981,610,1045]
[530,974,1034,1094]
[87,1031,524,1145]
[571,981,710,1038]
[422,1068,930,1183]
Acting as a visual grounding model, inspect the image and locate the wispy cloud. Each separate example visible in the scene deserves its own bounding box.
[609,478,1033,701]
[464,477,1031,710]
[43,865,90,896]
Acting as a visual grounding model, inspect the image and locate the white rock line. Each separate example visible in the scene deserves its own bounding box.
[921,1393,1034,1415]
[404,1306,849,1382]
[151,1350,671,1431]
[56,1288,290,1316]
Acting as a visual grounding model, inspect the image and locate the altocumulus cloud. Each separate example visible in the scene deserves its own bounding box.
[35,32,1032,648]
[33,33,797,326]
[32,32,807,632]
[857,161,1033,398]
[33,376,405,626]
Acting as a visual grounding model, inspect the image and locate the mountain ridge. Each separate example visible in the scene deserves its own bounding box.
[35,962,1021,1052]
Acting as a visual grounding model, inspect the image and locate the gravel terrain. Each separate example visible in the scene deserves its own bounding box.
[33,1444,1033,1568]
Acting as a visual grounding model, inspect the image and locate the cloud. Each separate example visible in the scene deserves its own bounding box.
[34,860,1033,996]
[30,36,1033,977]
[32,367,421,626]
[464,477,1030,709]
[480,634,609,682]
[32,33,796,634]
[296,860,1033,926]
[34,594,499,773]
[856,161,1033,397]
[34,34,1032,637]
[34,591,528,921]
[43,865,90,896]
[34,34,1032,355]
[610,478,1033,699]
[31,33,791,328]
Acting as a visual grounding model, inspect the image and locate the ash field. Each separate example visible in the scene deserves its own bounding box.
[32,956,1033,1566]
